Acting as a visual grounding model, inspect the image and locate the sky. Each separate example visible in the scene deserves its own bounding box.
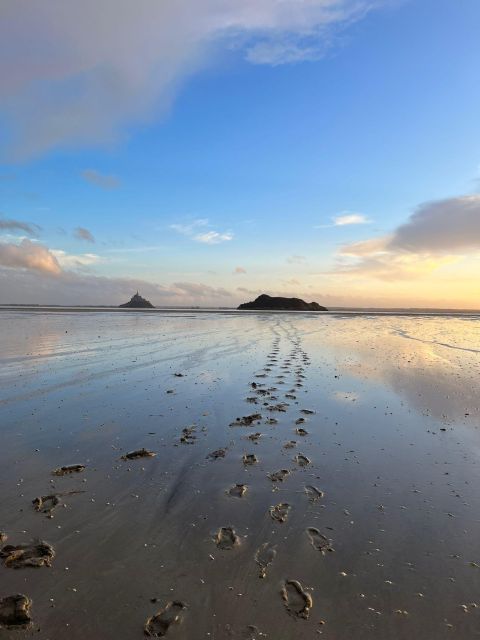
[0,0,479,309]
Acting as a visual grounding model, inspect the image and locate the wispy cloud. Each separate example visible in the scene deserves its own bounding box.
[234,266,246,274]
[0,1,392,158]
[0,216,41,236]
[74,227,95,243]
[81,169,120,190]
[287,255,307,264]
[170,219,233,244]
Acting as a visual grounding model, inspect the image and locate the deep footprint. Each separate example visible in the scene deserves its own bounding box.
[295,454,311,467]
[269,503,291,523]
[1,540,55,568]
[281,580,313,619]
[0,594,32,629]
[215,527,240,550]
[255,543,277,578]
[144,601,186,637]
[268,469,290,482]
[52,464,85,476]
[306,528,334,555]
[243,454,258,465]
[227,484,247,498]
[304,485,324,501]
[121,448,156,461]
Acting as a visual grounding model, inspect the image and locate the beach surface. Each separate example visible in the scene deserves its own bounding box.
[1,309,480,639]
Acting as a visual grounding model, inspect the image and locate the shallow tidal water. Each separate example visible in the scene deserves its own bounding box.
[0,309,479,639]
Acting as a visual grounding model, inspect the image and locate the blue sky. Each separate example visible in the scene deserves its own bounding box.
[0,0,479,307]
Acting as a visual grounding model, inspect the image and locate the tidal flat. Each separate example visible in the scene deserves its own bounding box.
[0,309,479,639]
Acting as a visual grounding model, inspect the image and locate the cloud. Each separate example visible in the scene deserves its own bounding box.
[51,250,104,270]
[74,227,95,243]
[81,169,120,189]
[194,231,233,244]
[389,195,480,253]
[234,266,246,274]
[0,0,391,158]
[0,239,61,275]
[170,219,233,244]
[287,255,307,264]
[333,213,370,226]
[332,194,480,281]
[0,216,41,236]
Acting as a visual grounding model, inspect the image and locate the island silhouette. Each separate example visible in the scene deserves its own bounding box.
[119,292,154,308]
[238,294,327,311]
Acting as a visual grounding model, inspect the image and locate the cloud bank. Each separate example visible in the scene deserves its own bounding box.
[0,216,41,236]
[333,194,480,280]
[0,0,389,158]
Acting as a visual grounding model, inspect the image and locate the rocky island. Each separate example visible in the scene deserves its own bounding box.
[119,292,155,308]
[238,294,327,311]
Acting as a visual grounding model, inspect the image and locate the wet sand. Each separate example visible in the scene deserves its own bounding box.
[1,309,480,638]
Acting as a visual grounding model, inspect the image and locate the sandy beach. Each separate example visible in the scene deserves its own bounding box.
[1,309,480,639]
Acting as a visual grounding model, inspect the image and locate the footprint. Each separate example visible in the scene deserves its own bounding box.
[215,527,240,550]
[300,409,314,415]
[240,625,264,639]
[180,426,196,444]
[295,428,308,436]
[0,532,7,544]
[121,448,156,461]
[265,418,278,425]
[268,469,290,482]
[247,432,262,442]
[304,485,324,502]
[243,454,258,465]
[52,464,85,476]
[295,454,311,467]
[227,484,247,498]
[295,418,305,425]
[230,414,262,427]
[32,494,60,516]
[281,580,313,619]
[1,540,55,568]
[269,503,291,523]
[144,601,186,637]
[283,441,297,449]
[255,543,277,578]
[306,528,334,555]
[207,448,227,460]
[245,397,259,404]
[0,594,32,629]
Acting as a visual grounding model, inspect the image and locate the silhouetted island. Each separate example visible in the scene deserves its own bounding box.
[119,292,154,308]
[238,294,327,311]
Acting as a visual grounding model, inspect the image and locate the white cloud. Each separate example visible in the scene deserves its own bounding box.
[170,219,233,244]
[0,0,391,158]
[333,213,370,226]
[51,250,104,270]
[194,231,233,244]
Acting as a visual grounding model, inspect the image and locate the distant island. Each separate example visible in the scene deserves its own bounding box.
[238,294,327,311]
[119,292,154,308]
